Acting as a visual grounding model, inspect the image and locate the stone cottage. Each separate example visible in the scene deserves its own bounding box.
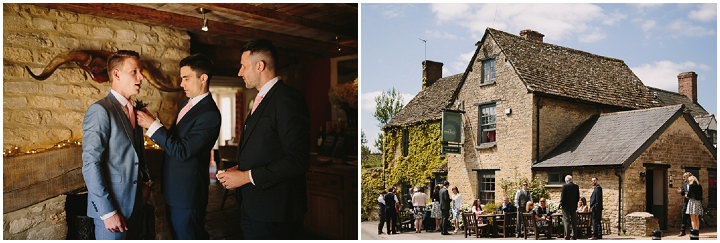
[383,28,716,234]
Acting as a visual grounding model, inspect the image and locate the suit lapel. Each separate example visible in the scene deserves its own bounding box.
[239,82,282,153]
[107,94,135,145]
[176,94,214,127]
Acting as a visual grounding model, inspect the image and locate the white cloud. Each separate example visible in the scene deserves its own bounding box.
[640,19,656,32]
[430,4,608,43]
[668,20,715,37]
[602,10,628,25]
[448,50,476,74]
[631,60,709,91]
[632,3,665,12]
[689,3,716,22]
[578,29,606,43]
[361,91,415,113]
[378,4,414,19]
[425,30,459,40]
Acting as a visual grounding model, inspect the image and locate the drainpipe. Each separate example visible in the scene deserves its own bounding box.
[615,167,622,235]
[535,96,540,162]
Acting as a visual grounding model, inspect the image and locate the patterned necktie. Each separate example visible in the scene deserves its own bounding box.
[176,101,193,124]
[122,102,135,128]
[251,94,264,114]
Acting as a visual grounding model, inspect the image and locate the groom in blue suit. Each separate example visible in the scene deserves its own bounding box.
[82,50,151,240]
[137,54,221,240]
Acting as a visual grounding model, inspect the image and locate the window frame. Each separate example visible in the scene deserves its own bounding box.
[402,128,409,157]
[476,170,496,204]
[548,171,573,185]
[481,58,496,84]
[478,103,497,144]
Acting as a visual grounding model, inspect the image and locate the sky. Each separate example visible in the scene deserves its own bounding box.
[361,3,717,152]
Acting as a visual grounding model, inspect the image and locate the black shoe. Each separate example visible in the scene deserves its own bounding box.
[378,231,383,235]
[679,232,686,236]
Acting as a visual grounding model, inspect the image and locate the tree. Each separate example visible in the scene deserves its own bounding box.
[373,88,405,151]
[361,130,370,157]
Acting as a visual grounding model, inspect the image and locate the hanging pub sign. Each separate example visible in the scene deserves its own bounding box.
[442,109,463,154]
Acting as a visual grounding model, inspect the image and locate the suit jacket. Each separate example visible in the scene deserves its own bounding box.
[680,182,690,206]
[236,81,310,223]
[590,184,603,211]
[82,93,149,219]
[560,182,580,211]
[150,94,221,209]
[439,187,451,211]
[514,189,532,211]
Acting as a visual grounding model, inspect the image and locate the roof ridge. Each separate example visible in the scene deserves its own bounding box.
[598,104,683,117]
[487,28,626,63]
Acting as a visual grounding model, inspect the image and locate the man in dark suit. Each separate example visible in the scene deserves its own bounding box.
[82,50,151,240]
[439,181,451,235]
[589,177,603,240]
[677,172,692,236]
[560,175,580,240]
[218,39,310,240]
[136,54,221,239]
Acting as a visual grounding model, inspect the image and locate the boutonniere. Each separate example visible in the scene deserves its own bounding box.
[133,98,148,111]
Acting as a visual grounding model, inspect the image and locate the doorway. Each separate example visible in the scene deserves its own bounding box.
[645,167,668,229]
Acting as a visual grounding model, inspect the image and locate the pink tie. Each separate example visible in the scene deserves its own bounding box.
[125,102,135,128]
[251,94,264,114]
[176,101,193,124]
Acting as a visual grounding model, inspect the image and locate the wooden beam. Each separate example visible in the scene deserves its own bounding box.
[192,3,356,39]
[31,3,344,56]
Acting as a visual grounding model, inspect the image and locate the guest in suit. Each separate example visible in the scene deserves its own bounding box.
[560,175,580,240]
[677,172,692,236]
[82,50,151,240]
[384,187,399,235]
[136,54,221,240]
[589,177,603,240]
[377,191,387,235]
[439,181,451,235]
[514,181,532,237]
[217,39,310,240]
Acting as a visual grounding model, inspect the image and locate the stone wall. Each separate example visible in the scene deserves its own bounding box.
[447,36,535,204]
[3,195,66,240]
[4,3,188,151]
[625,212,658,237]
[3,3,189,239]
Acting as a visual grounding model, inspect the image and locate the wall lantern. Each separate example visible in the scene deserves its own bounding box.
[639,172,646,182]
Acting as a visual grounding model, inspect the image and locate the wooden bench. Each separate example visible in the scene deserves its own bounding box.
[495,212,517,238]
[522,212,552,240]
[577,212,592,238]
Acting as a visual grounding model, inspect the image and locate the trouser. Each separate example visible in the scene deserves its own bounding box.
[681,202,690,232]
[592,209,602,238]
[240,211,303,240]
[93,190,144,239]
[167,206,209,240]
[516,207,526,236]
[562,209,578,239]
[386,207,398,233]
[441,209,450,234]
[377,204,386,232]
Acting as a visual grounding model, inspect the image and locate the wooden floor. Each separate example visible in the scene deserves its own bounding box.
[206,177,244,240]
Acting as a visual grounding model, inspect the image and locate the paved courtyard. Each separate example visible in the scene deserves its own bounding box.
[361,220,716,240]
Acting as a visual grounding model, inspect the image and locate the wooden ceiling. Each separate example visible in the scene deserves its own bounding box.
[31,3,358,57]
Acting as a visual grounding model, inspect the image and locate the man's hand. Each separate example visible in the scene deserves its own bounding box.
[103,213,128,233]
[135,109,156,129]
[217,165,252,189]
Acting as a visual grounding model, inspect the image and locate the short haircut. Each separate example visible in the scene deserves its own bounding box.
[107,50,140,81]
[179,53,214,82]
[591,177,598,181]
[241,39,278,70]
[565,175,573,183]
[388,187,394,193]
[443,181,449,186]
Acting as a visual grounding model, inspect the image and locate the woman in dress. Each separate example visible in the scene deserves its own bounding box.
[430,185,442,232]
[451,186,462,234]
[686,175,703,235]
[411,187,428,233]
[577,197,590,213]
[471,199,485,221]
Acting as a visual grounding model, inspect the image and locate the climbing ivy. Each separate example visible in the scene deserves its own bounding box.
[360,120,447,220]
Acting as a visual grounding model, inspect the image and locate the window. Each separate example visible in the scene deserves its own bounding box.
[478,104,496,144]
[708,129,716,147]
[548,171,572,185]
[402,128,409,157]
[477,171,495,204]
[709,169,716,208]
[481,58,496,84]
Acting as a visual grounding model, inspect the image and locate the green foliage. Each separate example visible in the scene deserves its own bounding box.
[382,122,446,187]
[361,153,382,168]
[361,168,384,221]
[361,130,371,157]
[373,88,405,151]
[499,176,549,203]
[484,202,498,214]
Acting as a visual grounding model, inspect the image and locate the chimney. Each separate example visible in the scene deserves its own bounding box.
[422,60,443,90]
[520,29,544,43]
[677,71,698,103]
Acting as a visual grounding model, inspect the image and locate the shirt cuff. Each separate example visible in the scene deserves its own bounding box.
[249,170,255,185]
[100,210,117,220]
[145,119,163,137]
